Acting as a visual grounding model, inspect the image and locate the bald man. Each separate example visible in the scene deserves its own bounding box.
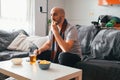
[34,7,82,67]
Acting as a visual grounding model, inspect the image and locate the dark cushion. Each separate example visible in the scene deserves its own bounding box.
[91,29,120,61]
[0,50,29,61]
[75,59,120,80]
[0,29,28,51]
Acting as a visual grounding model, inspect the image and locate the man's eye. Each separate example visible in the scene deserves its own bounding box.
[54,13,58,16]
[51,13,58,17]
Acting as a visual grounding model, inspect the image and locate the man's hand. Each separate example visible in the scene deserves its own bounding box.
[51,21,59,34]
[33,49,42,55]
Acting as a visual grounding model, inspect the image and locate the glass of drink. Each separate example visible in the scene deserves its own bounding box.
[29,52,36,64]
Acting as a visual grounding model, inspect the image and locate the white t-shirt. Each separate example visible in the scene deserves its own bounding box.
[49,23,82,58]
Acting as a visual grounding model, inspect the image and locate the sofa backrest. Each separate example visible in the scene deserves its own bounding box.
[77,24,120,61]
[0,29,28,51]
[76,25,100,60]
[91,29,120,61]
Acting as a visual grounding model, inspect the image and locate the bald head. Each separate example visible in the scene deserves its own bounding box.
[50,7,66,25]
[51,7,65,17]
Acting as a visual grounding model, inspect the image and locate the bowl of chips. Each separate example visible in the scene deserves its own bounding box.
[38,60,51,70]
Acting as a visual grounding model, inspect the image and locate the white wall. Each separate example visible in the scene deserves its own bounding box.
[35,0,64,36]
[64,0,120,25]
[35,0,120,36]
[35,0,46,36]
[48,0,65,18]
[0,0,1,15]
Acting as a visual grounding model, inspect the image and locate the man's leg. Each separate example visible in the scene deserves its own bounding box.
[37,50,51,61]
[53,52,60,63]
[58,52,81,67]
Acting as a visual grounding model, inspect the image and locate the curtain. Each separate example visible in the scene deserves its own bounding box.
[0,0,35,35]
[27,0,35,35]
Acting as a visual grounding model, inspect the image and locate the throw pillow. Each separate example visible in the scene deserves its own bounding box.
[0,29,28,51]
[7,33,48,52]
[32,36,48,48]
[26,36,48,48]
[7,33,32,51]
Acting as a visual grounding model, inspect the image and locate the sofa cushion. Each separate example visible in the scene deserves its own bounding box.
[77,25,99,55]
[7,34,48,52]
[0,29,28,51]
[77,25,100,60]
[32,36,48,48]
[75,59,120,80]
[91,29,120,61]
[0,50,29,61]
[7,33,31,51]
[24,36,48,52]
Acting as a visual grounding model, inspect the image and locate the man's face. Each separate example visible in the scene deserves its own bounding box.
[50,9,62,25]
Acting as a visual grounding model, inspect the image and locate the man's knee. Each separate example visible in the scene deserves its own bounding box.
[58,52,81,67]
[58,52,71,65]
[37,50,51,60]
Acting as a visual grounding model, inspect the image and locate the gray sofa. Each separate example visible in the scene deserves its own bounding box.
[1,25,120,80]
[0,30,30,61]
[0,29,31,79]
[75,25,120,80]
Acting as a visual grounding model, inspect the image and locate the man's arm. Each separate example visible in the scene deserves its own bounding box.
[34,40,51,54]
[51,22,74,52]
[54,30,74,52]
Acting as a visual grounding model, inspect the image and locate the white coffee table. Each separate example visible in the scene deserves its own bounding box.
[0,58,82,80]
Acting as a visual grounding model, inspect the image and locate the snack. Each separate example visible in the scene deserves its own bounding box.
[39,60,50,64]
[38,60,51,70]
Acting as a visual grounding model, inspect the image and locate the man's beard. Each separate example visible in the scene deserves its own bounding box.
[55,22,59,25]
[53,17,62,25]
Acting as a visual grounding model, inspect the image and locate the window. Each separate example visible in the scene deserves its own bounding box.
[0,0,35,35]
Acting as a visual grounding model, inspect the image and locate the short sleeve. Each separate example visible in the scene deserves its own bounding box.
[65,26,78,41]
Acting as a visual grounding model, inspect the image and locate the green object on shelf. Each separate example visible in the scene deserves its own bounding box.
[105,18,116,28]
[105,22,114,27]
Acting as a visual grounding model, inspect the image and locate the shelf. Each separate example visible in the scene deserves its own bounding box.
[98,0,120,5]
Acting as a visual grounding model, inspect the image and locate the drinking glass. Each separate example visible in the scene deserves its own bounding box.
[29,52,36,64]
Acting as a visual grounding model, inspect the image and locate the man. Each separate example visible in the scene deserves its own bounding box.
[34,7,82,67]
